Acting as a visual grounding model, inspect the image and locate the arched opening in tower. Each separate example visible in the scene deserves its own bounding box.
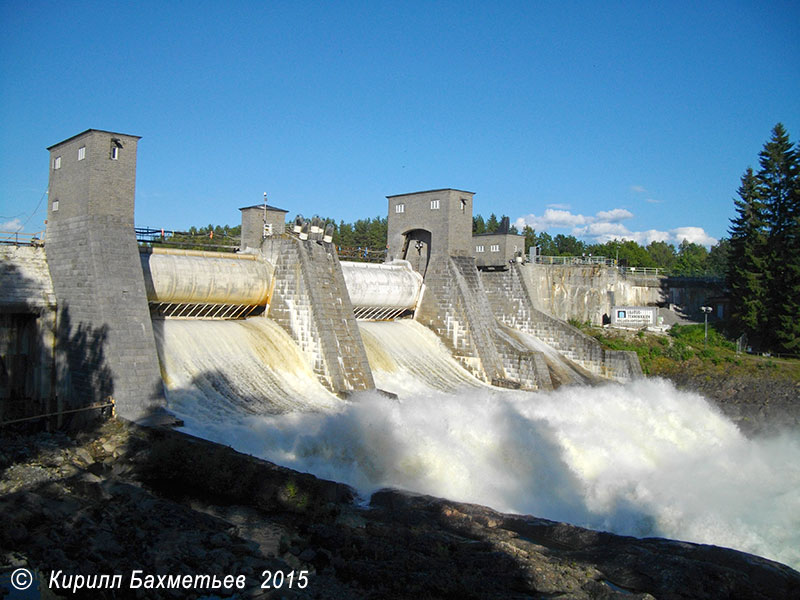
[401,229,432,276]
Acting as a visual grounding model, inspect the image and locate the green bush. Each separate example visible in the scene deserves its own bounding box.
[665,340,694,361]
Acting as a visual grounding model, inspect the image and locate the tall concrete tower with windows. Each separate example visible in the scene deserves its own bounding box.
[46,129,165,422]
[386,188,474,276]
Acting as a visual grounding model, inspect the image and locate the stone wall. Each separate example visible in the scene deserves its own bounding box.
[518,264,727,325]
[415,255,550,389]
[45,130,165,422]
[0,246,57,420]
[265,236,374,394]
[481,265,642,382]
[519,263,663,325]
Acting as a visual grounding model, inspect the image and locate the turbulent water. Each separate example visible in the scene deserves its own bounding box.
[153,318,340,417]
[358,320,487,393]
[155,317,800,570]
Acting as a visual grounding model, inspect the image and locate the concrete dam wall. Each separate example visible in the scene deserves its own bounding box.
[523,263,726,326]
[1,128,643,426]
[3,235,644,423]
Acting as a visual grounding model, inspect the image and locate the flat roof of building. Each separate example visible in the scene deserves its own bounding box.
[47,129,141,150]
[239,204,289,213]
[386,188,475,198]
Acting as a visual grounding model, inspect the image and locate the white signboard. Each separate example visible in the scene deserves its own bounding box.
[611,306,656,327]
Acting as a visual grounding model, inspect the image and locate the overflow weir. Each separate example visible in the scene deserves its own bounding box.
[1,128,641,426]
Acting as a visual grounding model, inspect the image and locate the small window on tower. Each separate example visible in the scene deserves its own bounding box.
[476,245,485,253]
[110,138,123,160]
[78,146,86,161]
[395,203,405,214]
[460,198,467,212]
[53,156,61,169]
[490,244,500,252]
[430,199,440,210]
[52,200,59,212]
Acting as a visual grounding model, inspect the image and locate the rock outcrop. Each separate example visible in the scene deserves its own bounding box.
[2,419,798,599]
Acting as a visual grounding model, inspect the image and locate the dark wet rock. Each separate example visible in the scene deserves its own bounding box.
[1,419,798,599]
[659,370,800,437]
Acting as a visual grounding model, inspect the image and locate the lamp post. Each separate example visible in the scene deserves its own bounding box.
[701,306,712,346]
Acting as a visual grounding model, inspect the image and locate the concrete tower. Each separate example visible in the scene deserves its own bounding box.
[239,202,288,251]
[46,129,165,422]
[386,189,474,276]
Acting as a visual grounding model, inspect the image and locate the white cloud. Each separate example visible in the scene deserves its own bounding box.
[546,203,571,210]
[1,218,22,231]
[670,227,718,246]
[630,185,647,194]
[583,225,717,247]
[574,222,631,238]
[515,207,717,247]
[645,198,662,204]
[516,207,632,232]
[595,208,633,222]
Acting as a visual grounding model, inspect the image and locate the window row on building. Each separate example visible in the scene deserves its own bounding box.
[394,199,442,213]
[52,142,120,169]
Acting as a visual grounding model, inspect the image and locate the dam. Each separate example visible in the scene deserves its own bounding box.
[3,129,798,571]
[1,128,642,426]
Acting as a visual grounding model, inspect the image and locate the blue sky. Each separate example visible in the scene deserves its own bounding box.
[1,1,798,247]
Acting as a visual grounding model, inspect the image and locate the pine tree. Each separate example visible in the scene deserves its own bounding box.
[757,124,800,352]
[727,167,769,348]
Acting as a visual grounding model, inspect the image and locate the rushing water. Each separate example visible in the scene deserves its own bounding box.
[156,317,800,570]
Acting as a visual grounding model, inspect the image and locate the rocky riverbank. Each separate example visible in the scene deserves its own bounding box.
[2,418,799,599]
[653,364,800,437]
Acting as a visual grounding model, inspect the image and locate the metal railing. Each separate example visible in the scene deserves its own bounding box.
[621,266,663,278]
[336,246,387,263]
[533,255,665,278]
[0,399,115,427]
[0,230,45,246]
[136,227,240,252]
[534,255,615,266]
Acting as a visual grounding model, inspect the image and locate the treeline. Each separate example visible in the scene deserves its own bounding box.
[519,230,730,277]
[170,215,726,276]
[727,123,800,354]
[474,212,727,276]
[330,216,387,249]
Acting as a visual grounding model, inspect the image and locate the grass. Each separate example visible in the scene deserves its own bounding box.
[584,322,800,381]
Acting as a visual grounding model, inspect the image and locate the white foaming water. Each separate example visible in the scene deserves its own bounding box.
[153,318,340,426]
[358,320,488,394]
[157,318,800,570]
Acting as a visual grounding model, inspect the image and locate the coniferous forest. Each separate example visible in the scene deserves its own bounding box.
[727,124,800,354]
